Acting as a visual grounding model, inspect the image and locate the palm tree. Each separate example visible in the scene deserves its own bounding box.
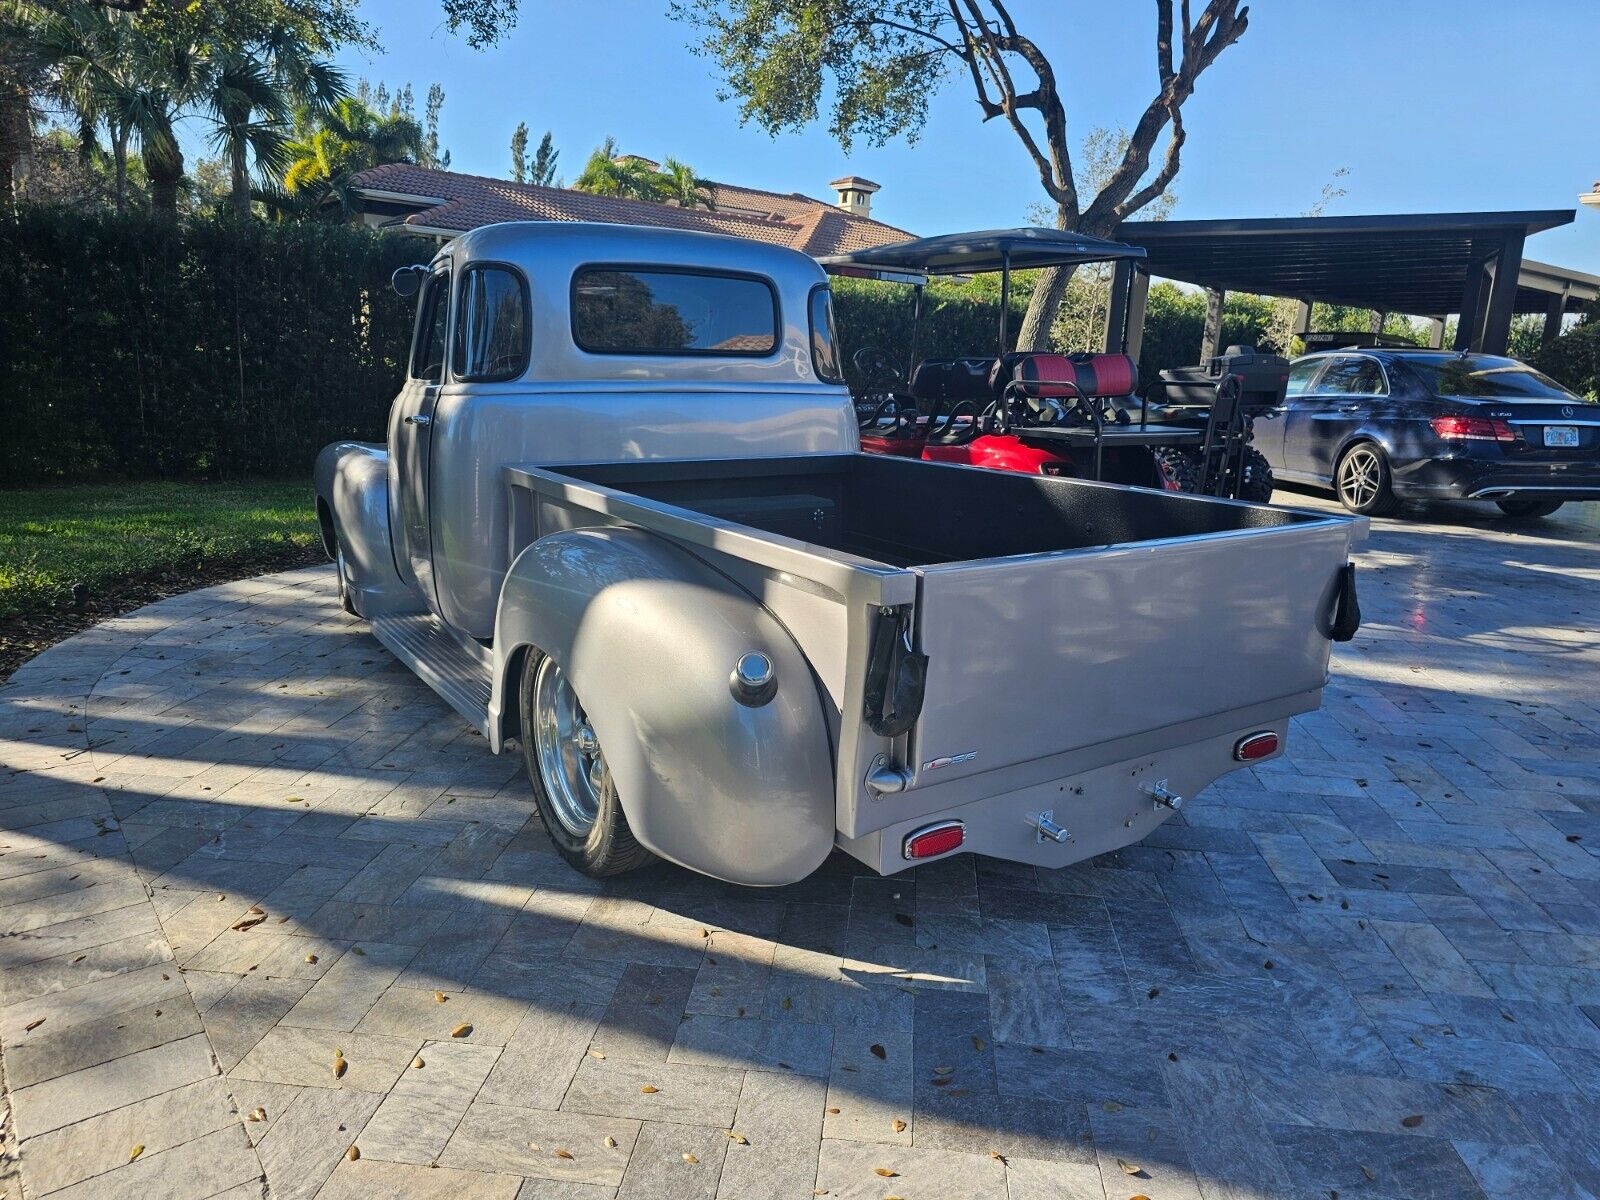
[573,137,665,202]
[282,95,421,215]
[204,35,344,219]
[659,157,714,210]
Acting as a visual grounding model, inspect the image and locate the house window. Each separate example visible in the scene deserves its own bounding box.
[809,286,842,382]
[454,265,530,382]
[571,266,778,356]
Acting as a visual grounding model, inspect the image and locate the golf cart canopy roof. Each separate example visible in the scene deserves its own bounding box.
[821,227,1147,281]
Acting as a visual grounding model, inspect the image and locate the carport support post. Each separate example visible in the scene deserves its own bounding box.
[1426,318,1445,349]
[1479,230,1525,356]
[1293,301,1312,338]
[1200,287,1226,361]
[1124,266,1150,363]
[1454,263,1487,351]
[1542,290,1567,345]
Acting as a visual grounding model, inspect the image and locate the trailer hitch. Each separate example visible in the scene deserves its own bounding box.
[863,606,928,739]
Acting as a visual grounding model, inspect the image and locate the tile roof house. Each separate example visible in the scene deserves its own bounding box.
[340,162,914,256]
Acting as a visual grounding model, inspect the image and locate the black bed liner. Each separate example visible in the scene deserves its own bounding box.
[554,453,1316,568]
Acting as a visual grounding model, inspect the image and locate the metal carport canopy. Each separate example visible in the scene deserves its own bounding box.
[820,226,1146,277]
[1112,210,1575,317]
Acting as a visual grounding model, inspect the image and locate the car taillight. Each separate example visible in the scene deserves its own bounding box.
[1430,415,1517,442]
[902,820,965,860]
[1234,731,1280,761]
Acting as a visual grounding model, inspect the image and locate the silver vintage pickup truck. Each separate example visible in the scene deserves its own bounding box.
[315,220,1365,886]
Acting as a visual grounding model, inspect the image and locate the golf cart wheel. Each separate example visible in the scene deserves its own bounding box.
[1239,448,1275,503]
[1153,447,1200,493]
[1495,497,1564,519]
[1334,442,1398,516]
[519,649,654,878]
[334,546,360,616]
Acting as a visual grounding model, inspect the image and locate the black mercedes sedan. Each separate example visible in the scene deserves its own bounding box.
[1258,348,1600,517]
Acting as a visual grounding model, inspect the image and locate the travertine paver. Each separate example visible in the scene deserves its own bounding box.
[2,493,1600,1198]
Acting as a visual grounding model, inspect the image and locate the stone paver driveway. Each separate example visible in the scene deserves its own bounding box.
[2,493,1599,1200]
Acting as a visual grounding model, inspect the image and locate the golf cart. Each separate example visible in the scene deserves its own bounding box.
[822,228,1206,490]
[1134,344,1288,502]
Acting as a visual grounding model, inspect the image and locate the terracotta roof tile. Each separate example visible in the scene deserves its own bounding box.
[348,163,912,256]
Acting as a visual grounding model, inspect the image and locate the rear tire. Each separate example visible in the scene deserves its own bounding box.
[519,649,655,879]
[1153,447,1200,493]
[1334,443,1399,516]
[1238,447,1275,503]
[1495,498,1564,519]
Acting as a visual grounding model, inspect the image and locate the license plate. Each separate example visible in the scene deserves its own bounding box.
[1544,425,1579,448]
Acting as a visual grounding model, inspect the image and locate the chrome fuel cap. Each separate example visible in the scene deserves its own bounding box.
[730,651,777,706]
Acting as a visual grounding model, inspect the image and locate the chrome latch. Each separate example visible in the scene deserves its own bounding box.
[865,755,911,796]
[1142,780,1183,810]
[1031,810,1071,844]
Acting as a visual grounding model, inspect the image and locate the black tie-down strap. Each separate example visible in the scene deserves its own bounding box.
[1328,561,1361,642]
[863,606,928,738]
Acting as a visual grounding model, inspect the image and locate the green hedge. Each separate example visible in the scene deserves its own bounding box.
[832,274,1033,388]
[1532,316,1600,399]
[1,208,424,483]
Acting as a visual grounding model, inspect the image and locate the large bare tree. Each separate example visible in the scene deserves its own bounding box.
[672,0,1250,348]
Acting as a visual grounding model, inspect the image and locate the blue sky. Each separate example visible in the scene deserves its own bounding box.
[326,1,1600,269]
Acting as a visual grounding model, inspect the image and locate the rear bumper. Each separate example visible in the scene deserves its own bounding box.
[1393,455,1600,501]
[836,718,1287,875]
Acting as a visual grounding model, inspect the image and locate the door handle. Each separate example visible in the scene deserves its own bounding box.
[1337,404,1361,413]
[404,414,432,427]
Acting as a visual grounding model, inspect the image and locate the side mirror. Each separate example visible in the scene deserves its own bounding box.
[391,264,427,298]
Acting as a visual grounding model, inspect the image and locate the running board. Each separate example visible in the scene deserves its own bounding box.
[369,611,494,736]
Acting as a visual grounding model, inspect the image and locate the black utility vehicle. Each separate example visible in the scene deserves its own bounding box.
[1259,348,1600,517]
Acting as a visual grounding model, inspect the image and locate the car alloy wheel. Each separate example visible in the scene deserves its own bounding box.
[1335,443,1396,515]
[530,654,605,838]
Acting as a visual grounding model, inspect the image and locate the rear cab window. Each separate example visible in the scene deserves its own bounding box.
[1286,359,1323,396]
[1402,353,1590,402]
[571,266,778,356]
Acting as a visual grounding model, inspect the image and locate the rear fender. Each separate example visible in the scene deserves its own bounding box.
[313,441,409,615]
[490,527,835,886]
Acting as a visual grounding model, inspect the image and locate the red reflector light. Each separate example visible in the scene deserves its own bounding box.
[902,821,965,861]
[1234,731,1280,761]
[1430,415,1517,442]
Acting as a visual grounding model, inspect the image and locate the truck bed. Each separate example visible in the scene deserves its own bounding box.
[549,452,1316,567]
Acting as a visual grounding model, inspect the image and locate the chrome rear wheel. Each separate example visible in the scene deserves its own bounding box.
[1334,443,1397,515]
[531,655,604,838]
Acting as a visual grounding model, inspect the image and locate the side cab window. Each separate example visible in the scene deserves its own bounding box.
[1317,356,1388,397]
[411,268,452,382]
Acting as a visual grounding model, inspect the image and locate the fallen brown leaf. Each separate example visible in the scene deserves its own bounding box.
[435,991,447,1003]
[248,904,264,914]
[890,1119,906,1133]
[683,1153,699,1164]
[346,1145,360,1161]
[130,1145,144,1161]
[1400,1114,1424,1128]
[24,1018,45,1032]
[870,1044,887,1060]
[231,914,267,932]
[333,1055,347,1079]
[305,954,318,964]
[450,1023,472,1038]
[604,1136,618,1148]
[1118,1158,1145,1177]
[412,1056,425,1069]
[989,1150,1005,1161]
[640,1085,660,1094]
[873,1167,898,1178]
[826,1107,841,1114]
[725,1131,747,1144]
[554,1149,573,1160]
[247,1107,266,1122]
[971,1036,985,1051]
[1360,1165,1377,1181]
[1103,1101,1123,1112]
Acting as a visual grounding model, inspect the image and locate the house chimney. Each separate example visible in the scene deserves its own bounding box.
[831,175,880,218]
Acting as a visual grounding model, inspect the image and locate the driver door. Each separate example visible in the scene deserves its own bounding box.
[388,262,450,611]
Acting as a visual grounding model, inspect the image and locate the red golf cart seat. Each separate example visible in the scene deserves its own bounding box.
[992,352,1139,399]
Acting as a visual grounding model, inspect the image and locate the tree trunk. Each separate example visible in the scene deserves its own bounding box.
[112,128,130,214]
[144,112,183,219]
[1015,264,1076,351]
[0,79,31,211]
[231,143,250,218]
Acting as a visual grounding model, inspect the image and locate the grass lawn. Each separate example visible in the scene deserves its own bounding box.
[0,480,322,620]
